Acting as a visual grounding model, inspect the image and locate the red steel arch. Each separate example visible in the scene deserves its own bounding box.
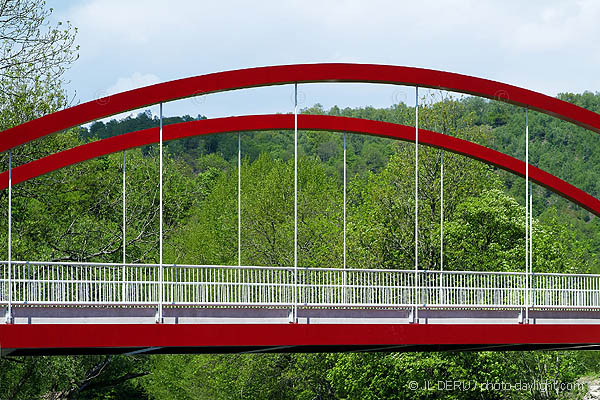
[1,64,600,153]
[2,114,599,217]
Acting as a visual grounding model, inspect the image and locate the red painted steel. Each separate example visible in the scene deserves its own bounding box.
[1,64,600,153]
[2,324,600,352]
[1,114,598,216]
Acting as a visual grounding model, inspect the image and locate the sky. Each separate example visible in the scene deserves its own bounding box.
[50,0,600,120]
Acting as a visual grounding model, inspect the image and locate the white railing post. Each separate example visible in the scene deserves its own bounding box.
[157,103,164,323]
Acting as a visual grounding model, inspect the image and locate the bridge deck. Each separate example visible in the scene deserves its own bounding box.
[3,262,600,354]
[4,305,600,325]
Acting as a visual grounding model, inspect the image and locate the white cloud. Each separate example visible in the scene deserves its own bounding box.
[105,72,160,95]
[55,0,600,119]
[66,0,172,46]
[501,0,600,52]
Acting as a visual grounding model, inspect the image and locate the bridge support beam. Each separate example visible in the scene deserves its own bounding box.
[6,322,600,355]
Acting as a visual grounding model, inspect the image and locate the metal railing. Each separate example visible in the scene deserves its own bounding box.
[1,261,600,309]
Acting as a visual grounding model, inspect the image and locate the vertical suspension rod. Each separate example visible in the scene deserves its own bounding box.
[439,149,444,305]
[440,150,444,272]
[415,89,419,271]
[158,103,164,322]
[123,151,126,264]
[530,180,533,305]
[343,132,347,271]
[6,150,12,323]
[414,87,419,321]
[525,107,529,322]
[293,83,298,322]
[122,150,126,302]
[238,132,242,267]
[343,132,347,304]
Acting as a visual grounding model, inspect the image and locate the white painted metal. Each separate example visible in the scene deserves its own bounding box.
[293,83,298,322]
[6,150,11,323]
[343,132,347,304]
[238,132,241,267]
[343,132,347,271]
[123,151,126,265]
[439,150,444,304]
[440,151,444,271]
[530,181,533,276]
[2,261,600,310]
[122,150,126,303]
[525,108,529,322]
[158,103,164,322]
[414,88,419,320]
[530,181,533,313]
[414,88,419,272]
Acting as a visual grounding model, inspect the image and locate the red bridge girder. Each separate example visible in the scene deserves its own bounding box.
[2,324,600,355]
[1,63,600,153]
[1,114,599,216]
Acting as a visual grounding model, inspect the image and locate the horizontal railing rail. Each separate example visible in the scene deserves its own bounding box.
[1,261,600,309]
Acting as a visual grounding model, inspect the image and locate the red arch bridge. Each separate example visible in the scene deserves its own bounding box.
[2,64,600,355]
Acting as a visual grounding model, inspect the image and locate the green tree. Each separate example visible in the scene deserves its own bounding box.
[0,140,205,263]
[0,0,77,97]
[327,351,584,400]
[444,189,594,273]
[348,98,496,270]
[167,154,343,268]
[0,354,150,399]
[145,353,337,400]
